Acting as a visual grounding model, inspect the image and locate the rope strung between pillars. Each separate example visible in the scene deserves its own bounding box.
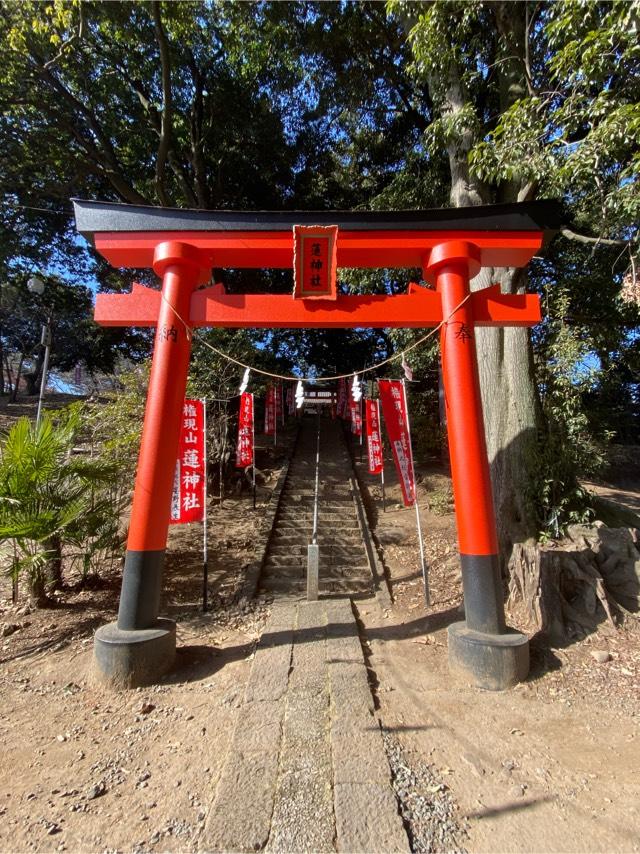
[161,291,473,384]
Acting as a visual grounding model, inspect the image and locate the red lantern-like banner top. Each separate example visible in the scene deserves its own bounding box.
[170,399,206,524]
[378,380,416,507]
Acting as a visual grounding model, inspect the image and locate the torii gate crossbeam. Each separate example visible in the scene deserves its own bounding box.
[74,199,563,691]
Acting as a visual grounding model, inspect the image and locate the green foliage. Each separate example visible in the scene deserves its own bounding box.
[84,364,149,481]
[469,1,640,239]
[1,275,146,398]
[526,236,640,536]
[534,287,605,534]
[0,405,123,602]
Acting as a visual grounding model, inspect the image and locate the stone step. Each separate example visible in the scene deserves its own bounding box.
[269,537,364,549]
[267,543,364,556]
[273,523,360,535]
[263,550,367,565]
[263,560,370,574]
[280,490,353,499]
[258,577,373,595]
[279,493,353,501]
[276,511,359,522]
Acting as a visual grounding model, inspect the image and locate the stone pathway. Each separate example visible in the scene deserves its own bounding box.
[201,600,409,853]
[259,415,374,599]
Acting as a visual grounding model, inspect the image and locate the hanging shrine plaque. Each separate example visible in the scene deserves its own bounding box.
[293,224,338,300]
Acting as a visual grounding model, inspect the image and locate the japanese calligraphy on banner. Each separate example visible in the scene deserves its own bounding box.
[378,380,416,507]
[236,392,254,468]
[286,385,296,416]
[350,394,362,436]
[170,399,206,525]
[337,377,348,419]
[366,399,384,475]
[275,382,284,425]
[293,225,338,300]
[264,384,276,435]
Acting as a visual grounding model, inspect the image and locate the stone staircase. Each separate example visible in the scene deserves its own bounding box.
[259,414,374,598]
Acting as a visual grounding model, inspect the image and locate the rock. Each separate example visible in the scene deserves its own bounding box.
[62,682,81,696]
[1,623,20,637]
[461,752,485,777]
[85,781,106,801]
[376,526,409,546]
[591,650,611,664]
[46,823,62,835]
[137,702,155,715]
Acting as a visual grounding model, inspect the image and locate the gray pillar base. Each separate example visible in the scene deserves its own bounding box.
[93,618,176,689]
[448,621,529,691]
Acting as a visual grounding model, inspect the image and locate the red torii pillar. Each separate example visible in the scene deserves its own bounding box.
[425,242,528,688]
[75,199,561,690]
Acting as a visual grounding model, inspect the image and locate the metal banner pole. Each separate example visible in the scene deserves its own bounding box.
[401,379,430,604]
[202,398,208,612]
[378,400,386,512]
[274,386,277,449]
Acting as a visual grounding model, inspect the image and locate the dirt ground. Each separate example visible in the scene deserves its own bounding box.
[0,396,639,853]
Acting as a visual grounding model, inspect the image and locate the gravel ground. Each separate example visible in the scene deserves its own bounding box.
[382,729,468,854]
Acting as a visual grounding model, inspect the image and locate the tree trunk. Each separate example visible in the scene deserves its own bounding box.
[473,267,541,555]
[45,534,63,591]
[24,348,44,396]
[9,353,24,402]
[4,353,14,397]
[435,2,542,559]
[28,569,50,608]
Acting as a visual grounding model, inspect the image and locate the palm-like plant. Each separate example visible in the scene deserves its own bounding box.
[0,406,121,605]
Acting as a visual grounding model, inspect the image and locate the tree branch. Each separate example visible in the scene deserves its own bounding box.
[187,49,209,208]
[31,57,151,205]
[560,228,630,248]
[42,0,85,70]
[151,1,172,206]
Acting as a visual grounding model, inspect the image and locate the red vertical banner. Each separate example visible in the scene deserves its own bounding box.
[350,393,362,436]
[378,380,416,506]
[264,384,276,435]
[337,378,348,418]
[236,392,254,468]
[170,399,206,524]
[286,385,295,416]
[366,399,384,475]
[276,381,284,425]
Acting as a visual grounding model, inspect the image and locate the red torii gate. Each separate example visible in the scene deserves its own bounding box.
[74,199,562,690]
